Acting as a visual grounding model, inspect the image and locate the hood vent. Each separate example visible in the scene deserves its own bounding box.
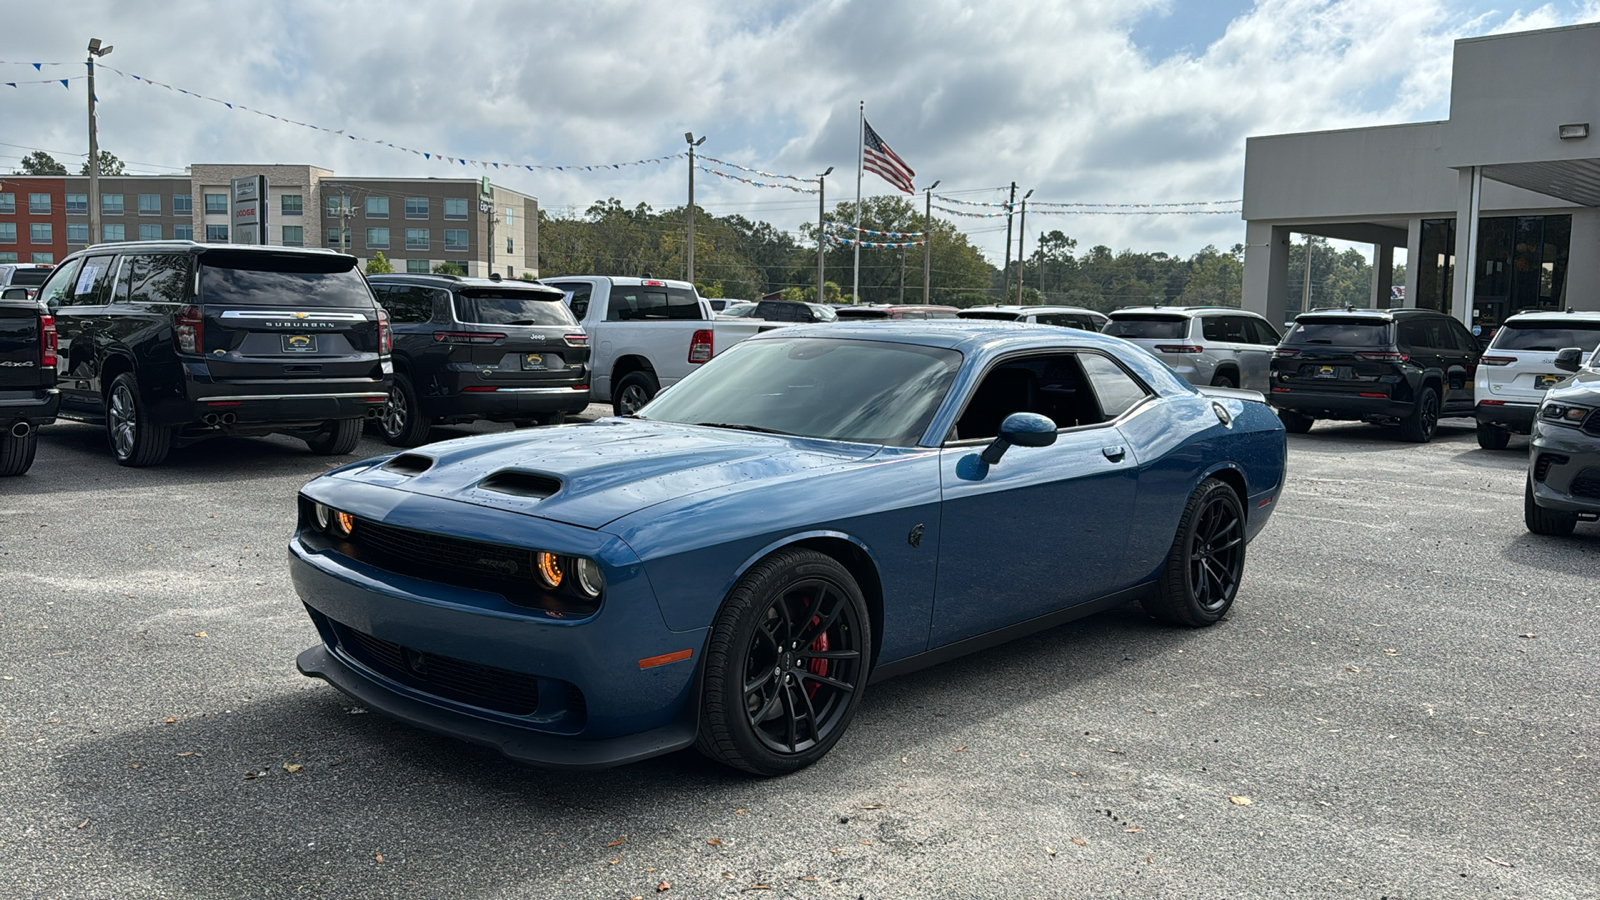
[382,453,435,477]
[478,470,562,499]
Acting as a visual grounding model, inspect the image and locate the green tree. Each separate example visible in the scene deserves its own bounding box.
[16,151,67,175]
[79,150,125,176]
[798,196,993,305]
[432,262,466,276]
[365,252,394,274]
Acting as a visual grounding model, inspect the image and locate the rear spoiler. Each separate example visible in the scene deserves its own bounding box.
[1196,385,1268,404]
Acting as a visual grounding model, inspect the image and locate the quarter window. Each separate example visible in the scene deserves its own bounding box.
[128,254,189,304]
[1078,353,1149,419]
[377,285,434,323]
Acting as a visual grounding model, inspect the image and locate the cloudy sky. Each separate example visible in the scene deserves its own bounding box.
[4,0,1598,266]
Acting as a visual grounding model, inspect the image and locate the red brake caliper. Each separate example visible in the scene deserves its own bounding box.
[806,616,828,698]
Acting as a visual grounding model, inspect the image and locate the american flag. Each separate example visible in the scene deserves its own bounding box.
[863,119,916,194]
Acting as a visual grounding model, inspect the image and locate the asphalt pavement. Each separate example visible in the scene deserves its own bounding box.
[1,412,1596,899]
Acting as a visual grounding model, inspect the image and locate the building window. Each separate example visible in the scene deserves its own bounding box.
[281,225,303,247]
[0,193,13,214]
[139,224,163,241]
[174,224,194,241]
[101,194,123,215]
[505,207,513,226]
[31,253,53,264]
[506,265,513,278]
[101,224,124,242]
[66,193,87,215]
[0,253,15,263]
[506,237,514,254]
[405,228,429,249]
[366,196,388,218]
[326,228,350,249]
[205,224,228,242]
[204,193,228,215]
[366,227,390,248]
[443,229,468,251]
[405,197,429,219]
[138,193,161,215]
[406,258,430,274]
[31,223,53,244]
[173,194,193,215]
[66,223,89,244]
[29,193,51,214]
[444,197,468,219]
[326,196,344,217]
[0,223,15,244]
[281,194,303,217]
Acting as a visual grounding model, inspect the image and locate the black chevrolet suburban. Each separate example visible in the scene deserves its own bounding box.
[35,241,392,466]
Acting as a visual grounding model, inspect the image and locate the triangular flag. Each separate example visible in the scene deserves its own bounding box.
[32,63,41,71]
[60,79,69,88]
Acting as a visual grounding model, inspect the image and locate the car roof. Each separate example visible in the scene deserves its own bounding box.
[68,240,349,258]
[371,274,563,294]
[1292,307,1442,321]
[1500,310,1600,325]
[542,275,696,290]
[1111,306,1261,318]
[746,319,1125,352]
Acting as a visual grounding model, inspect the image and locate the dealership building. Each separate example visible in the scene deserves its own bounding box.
[0,164,539,278]
[1242,22,1600,335]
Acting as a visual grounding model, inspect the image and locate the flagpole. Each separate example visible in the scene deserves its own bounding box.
[853,100,864,306]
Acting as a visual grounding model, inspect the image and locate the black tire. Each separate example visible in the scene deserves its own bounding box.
[1211,371,1238,389]
[695,548,871,776]
[1476,422,1511,451]
[380,373,431,447]
[1142,478,1245,627]
[613,371,659,416]
[0,428,38,476]
[1398,386,1439,443]
[513,411,566,428]
[305,418,363,455]
[1525,478,1578,536]
[1277,409,1314,434]
[106,372,172,467]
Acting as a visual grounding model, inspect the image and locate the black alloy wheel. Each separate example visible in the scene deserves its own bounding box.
[106,372,172,467]
[381,374,430,447]
[1143,478,1245,627]
[614,371,658,416]
[1399,386,1439,443]
[697,548,871,776]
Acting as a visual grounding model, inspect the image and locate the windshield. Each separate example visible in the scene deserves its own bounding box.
[199,251,371,307]
[9,269,51,287]
[1285,318,1390,346]
[720,304,756,317]
[455,289,576,326]
[639,337,962,446]
[1491,321,1600,351]
[1103,315,1187,339]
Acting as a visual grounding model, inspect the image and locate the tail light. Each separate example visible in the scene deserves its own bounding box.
[175,305,203,354]
[1272,348,1299,359]
[377,308,392,355]
[1355,351,1409,362]
[462,385,499,392]
[433,332,506,344]
[563,332,589,348]
[1479,356,1514,366]
[689,329,713,363]
[39,314,57,369]
[1154,345,1204,354]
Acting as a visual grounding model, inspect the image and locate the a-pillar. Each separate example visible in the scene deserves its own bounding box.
[1242,221,1291,327]
[1369,244,1394,309]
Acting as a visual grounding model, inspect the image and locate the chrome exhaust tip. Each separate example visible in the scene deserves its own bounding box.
[10,421,30,438]
[221,413,236,426]
[202,414,220,426]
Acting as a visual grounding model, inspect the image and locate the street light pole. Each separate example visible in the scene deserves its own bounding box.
[922,180,939,305]
[1015,188,1033,303]
[816,166,833,302]
[1001,181,1016,302]
[86,37,113,246]
[684,132,705,285]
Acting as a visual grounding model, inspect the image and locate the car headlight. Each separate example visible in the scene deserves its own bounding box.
[313,503,332,532]
[535,551,565,589]
[1540,402,1592,425]
[574,557,604,599]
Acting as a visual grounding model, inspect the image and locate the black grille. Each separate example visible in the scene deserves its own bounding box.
[1534,453,1568,483]
[343,517,540,599]
[340,624,542,715]
[1572,468,1600,500]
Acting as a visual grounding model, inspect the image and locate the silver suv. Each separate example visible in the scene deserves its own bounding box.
[1103,307,1283,391]
[0,263,55,301]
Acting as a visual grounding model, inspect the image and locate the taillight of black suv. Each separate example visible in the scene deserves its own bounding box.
[1268,308,1481,443]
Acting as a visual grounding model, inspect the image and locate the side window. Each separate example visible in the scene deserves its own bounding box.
[1248,318,1282,345]
[64,256,116,306]
[953,354,1110,441]
[377,286,432,324]
[1078,352,1149,420]
[110,256,135,304]
[1448,320,1479,353]
[1397,320,1426,349]
[1201,316,1228,342]
[35,258,84,310]
[1203,316,1249,344]
[131,255,189,304]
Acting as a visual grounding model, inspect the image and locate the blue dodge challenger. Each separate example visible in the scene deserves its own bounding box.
[291,322,1287,775]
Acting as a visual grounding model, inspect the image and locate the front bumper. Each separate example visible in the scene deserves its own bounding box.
[1475,402,1537,431]
[0,386,59,427]
[1528,421,1600,515]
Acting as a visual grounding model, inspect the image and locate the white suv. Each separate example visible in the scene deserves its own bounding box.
[1474,310,1600,449]
[1103,307,1283,392]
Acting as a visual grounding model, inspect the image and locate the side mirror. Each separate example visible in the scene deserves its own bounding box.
[980,412,1057,465]
[1554,347,1584,373]
[0,287,29,301]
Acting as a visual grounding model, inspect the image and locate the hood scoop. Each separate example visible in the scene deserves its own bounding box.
[382,453,435,477]
[478,470,562,500]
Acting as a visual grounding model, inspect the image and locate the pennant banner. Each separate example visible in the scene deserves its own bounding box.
[3,77,82,88]
[826,221,924,239]
[828,236,927,249]
[700,155,817,184]
[697,166,819,194]
[0,61,69,67]
[935,193,1240,209]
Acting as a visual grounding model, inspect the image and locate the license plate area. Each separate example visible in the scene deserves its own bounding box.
[521,353,547,371]
[1535,374,1562,389]
[281,333,319,354]
[1304,364,1348,379]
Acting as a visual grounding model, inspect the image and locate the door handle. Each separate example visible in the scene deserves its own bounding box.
[1102,445,1126,462]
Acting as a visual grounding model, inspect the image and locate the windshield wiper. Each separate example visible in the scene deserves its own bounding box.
[694,422,790,435]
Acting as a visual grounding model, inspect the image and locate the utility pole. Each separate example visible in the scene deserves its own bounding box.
[86,38,113,245]
[816,167,833,302]
[1301,233,1315,315]
[337,194,354,255]
[684,132,705,285]
[1001,181,1016,303]
[898,247,905,303]
[922,180,939,304]
[1015,188,1033,303]
[483,199,496,276]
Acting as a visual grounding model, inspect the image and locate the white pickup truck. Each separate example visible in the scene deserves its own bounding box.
[538,276,774,414]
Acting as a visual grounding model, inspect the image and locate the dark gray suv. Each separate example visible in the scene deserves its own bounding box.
[1526,347,1600,535]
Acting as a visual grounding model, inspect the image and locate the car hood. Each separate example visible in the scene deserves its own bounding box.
[1545,368,1600,405]
[331,418,881,530]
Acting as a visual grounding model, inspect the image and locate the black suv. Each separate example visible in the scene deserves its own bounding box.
[1269,308,1481,442]
[367,274,590,446]
[36,241,391,466]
